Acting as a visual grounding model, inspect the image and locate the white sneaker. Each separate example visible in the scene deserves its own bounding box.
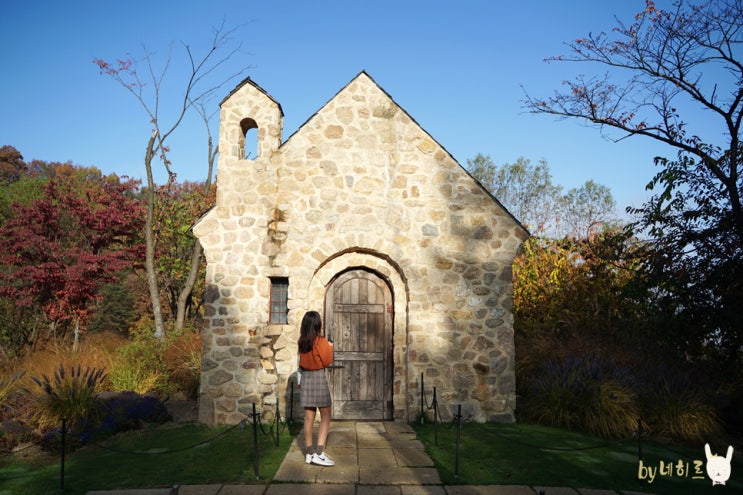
[305,453,312,464]
[311,452,335,466]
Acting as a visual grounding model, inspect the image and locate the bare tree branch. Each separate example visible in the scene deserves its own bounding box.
[523,0,743,242]
[94,23,252,337]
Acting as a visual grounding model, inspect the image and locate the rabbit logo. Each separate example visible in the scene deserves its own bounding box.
[704,443,733,486]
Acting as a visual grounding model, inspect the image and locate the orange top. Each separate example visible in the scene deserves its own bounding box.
[299,336,334,371]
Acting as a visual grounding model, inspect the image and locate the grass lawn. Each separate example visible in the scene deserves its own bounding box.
[413,421,742,495]
[0,420,299,495]
[3,419,741,495]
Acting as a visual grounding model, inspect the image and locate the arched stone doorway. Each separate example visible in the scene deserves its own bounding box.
[308,250,408,420]
[323,268,393,420]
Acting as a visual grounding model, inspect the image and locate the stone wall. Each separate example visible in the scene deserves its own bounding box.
[193,72,528,425]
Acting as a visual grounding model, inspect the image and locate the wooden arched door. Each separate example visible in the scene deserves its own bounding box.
[324,269,393,420]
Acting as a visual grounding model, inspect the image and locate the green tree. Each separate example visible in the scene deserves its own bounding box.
[559,180,617,238]
[466,154,617,237]
[0,174,47,223]
[87,279,138,335]
[467,154,563,235]
[0,149,88,223]
[466,153,499,193]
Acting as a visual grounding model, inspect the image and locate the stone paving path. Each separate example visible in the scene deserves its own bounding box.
[86,421,654,495]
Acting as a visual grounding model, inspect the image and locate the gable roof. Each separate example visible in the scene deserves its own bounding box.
[282,70,528,235]
[217,71,528,236]
[220,76,284,117]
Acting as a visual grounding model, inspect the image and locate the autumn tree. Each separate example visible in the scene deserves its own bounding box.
[523,0,743,375]
[93,24,248,337]
[0,171,145,350]
[155,179,216,328]
[0,145,28,185]
[513,228,662,378]
[0,154,96,356]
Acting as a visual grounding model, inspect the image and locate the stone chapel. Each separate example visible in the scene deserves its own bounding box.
[192,71,529,425]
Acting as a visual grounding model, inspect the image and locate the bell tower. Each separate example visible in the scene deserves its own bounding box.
[219,77,283,162]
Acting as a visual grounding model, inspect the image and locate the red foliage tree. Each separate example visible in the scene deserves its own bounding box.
[0,173,145,345]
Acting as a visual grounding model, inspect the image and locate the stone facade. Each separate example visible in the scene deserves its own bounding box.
[192,71,529,425]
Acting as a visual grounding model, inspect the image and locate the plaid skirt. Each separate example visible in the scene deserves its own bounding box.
[299,368,331,408]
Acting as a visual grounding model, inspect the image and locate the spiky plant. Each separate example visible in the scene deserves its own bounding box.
[520,354,640,438]
[31,364,107,429]
[639,368,723,443]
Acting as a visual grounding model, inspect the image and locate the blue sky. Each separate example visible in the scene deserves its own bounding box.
[2,1,683,214]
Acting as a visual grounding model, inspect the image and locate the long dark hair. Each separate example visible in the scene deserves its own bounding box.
[298,310,322,353]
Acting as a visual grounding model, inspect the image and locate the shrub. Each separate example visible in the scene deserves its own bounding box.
[29,368,172,453]
[0,417,28,454]
[108,360,162,395]
[162,329,202,399]
[36,391,171,453]
[30,365,107,432]
[81,391,170,443]
[519,354,640,438]
[2,335,123,446]
[109,327,166,395]
[0,369,25,410]
[9,334,124,391]
[0,369,29,453]
[109,326,202,398]
[718,383,743,438]
[638,367,723,443]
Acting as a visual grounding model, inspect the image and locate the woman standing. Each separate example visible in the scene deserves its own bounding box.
[298,310,335,466]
